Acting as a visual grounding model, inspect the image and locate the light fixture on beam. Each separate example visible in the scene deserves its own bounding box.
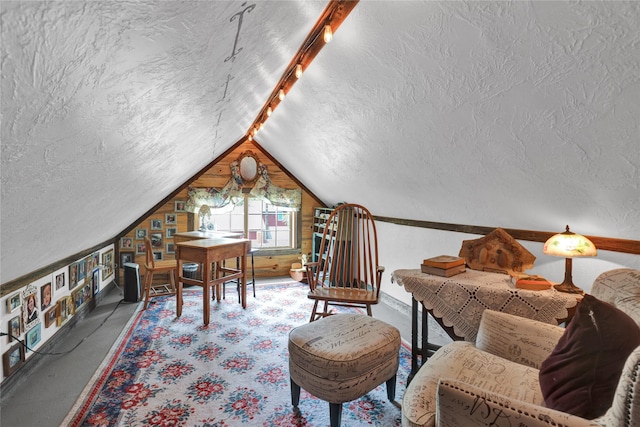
[278,88,285,101]
[295,63,303,79]
[323,24,332,43]
[266,106,272,117]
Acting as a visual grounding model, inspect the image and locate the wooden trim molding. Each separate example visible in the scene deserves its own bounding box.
[374,216,640,255]
[0,239,117,297]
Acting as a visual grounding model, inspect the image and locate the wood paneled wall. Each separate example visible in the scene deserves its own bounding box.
[118,140,322,285]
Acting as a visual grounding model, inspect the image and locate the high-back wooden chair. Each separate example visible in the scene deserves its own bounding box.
[305,204,384,322]
[142,236,177,309]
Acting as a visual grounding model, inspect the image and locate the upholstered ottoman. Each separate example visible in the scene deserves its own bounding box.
[288,313,401,427]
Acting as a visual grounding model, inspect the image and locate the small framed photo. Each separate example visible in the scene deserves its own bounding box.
[166,227,177,238]
[22,286,39,331]
[150,219,162,230]
[102,249,114,281]
[69,262,79,290]
[175,201,186,212]
[166,243,175,254]
[153,251,164,261]
[120,237,134,249]
[40,282,53,311]
[44,306,57,328]
[25,323,42,352]
[55,272,65,291]
[151,233,163,248]
[78,259,86,282]
[57,298,69,327]
[2,343,25,377]
[6,292,21,314]
[135,243,146,255]
[121,252,134,266]
[165,214,177,225]
[135,228,148,240]
[7,316,21,342]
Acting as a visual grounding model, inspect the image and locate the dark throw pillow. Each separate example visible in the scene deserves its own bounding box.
[539,294,640,419]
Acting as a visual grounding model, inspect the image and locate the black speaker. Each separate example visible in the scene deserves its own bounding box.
[123,263,141,303]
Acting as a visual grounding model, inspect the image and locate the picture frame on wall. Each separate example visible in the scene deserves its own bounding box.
[6,292,21,314]
[166,227,177,238]
[153,251,163,261]
[135,228,148,240]
[166,243,175,254]
[165,214,177,225]
[22,285,39,331]
[175,200,186,212]
[121,252,134,266]
[2,343,25,377]
[57,298,69,327]
[77,260,86,283]
[40,282,53,311]
[151,233,162,248]
[92,269,100,296]
[102,249,114,280]
[44,306,57,328]
[7,315,21,342]
[135,243,146,255]
[69,262,78,290]
[26,323,42,352]
[55,272,65,291]
[120,237,134,249]
[150,219,162,230]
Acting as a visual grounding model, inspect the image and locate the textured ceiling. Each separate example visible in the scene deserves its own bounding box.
[2,1,639,284]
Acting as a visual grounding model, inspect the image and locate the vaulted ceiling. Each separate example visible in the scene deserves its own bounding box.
[2,1,639,284]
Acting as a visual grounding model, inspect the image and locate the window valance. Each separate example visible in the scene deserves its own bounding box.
[250,164,301,210]
[185,161,301,212]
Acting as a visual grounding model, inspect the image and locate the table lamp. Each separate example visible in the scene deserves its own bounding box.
[198,204,211,232]
[543,225,597,294]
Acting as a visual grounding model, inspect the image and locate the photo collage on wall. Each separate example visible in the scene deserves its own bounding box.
[2,247,113,378]
[124,200,184,267]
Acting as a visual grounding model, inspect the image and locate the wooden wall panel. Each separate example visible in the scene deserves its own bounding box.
[118,140,321,285]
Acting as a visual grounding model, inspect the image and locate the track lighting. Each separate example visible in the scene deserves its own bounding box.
[295,63,303,79]
[266,107,272,117]
[278,89,285,101]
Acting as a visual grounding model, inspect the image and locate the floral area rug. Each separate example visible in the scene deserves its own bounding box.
[63,282,410,426]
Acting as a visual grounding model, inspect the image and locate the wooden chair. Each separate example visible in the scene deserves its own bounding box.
[142,237,177,309]
[305,204,384,322]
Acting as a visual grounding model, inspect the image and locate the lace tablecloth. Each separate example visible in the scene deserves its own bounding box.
[393,269,580,342]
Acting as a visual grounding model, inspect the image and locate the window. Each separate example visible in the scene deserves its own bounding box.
[205,195,297,250]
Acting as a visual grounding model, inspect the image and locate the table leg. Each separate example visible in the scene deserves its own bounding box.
[241,254,247,309]
[409,297,419,383]
[177,259,183,317]
[203,262,210,325]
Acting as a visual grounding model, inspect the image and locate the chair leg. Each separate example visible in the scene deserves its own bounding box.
[310,301,320,322]
[290,378,300,408]
[143,271,153,309]
[366,304,373,317]
[251,251,256,298]
[329,402,342,427]
[386,374,397,401]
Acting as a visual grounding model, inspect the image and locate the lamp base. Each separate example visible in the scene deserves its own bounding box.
[553,281,584,294]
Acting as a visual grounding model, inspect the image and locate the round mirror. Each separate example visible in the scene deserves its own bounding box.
[239,151,259,183]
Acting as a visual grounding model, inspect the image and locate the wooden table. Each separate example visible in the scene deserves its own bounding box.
[392,268,581,382]
[176,237,251,325]
[173,230,244,244]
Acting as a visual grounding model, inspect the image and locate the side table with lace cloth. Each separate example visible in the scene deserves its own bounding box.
[392,268,581,382]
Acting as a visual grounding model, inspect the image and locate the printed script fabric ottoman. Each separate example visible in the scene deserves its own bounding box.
[288,313,401,404]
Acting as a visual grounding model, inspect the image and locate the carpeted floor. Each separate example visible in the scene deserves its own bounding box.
[62,282,411,426]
